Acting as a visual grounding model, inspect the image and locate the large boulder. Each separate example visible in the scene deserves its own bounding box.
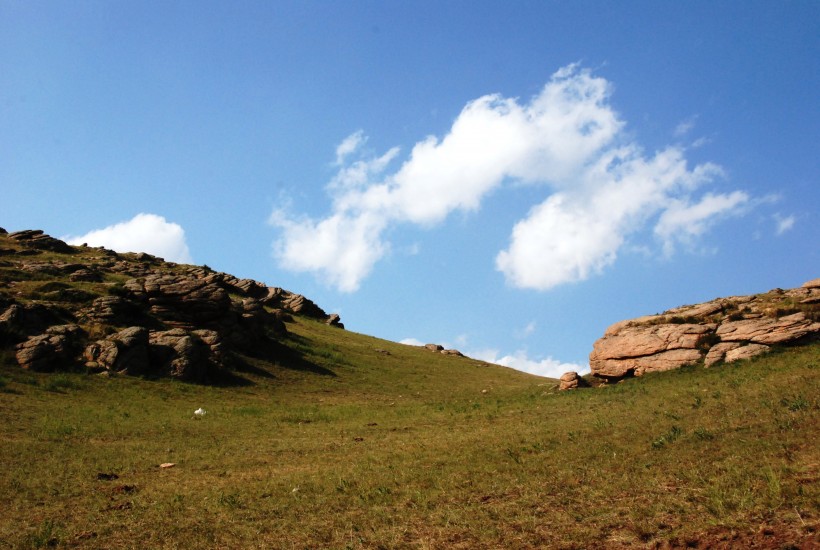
[124,274,231,327]
[559,371,589,391]
[149,328,220,382]
[83,326,150,375]
[589,323,713,379]
[715,312,820,345]
[15,324,85,372]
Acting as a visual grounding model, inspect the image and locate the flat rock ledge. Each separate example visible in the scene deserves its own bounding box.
[589,279,820,382]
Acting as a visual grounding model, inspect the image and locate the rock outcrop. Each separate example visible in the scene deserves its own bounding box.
[0,228,344,382]
[590,280,820,382]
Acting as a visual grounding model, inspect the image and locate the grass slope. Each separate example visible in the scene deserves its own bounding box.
[1,318,818,549]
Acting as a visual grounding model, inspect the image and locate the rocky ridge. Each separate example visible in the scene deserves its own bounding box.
[584,279,820,384]
[0,228,343,382]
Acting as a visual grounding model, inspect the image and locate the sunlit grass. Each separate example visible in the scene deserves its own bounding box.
[0,319,817,548]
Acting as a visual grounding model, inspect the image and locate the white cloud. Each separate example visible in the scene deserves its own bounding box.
[269,209,388,292]
[334,130,367,165]
[399,337,425,347]
[515,321,537,339]
[270,64,751,292]
[674,116,698,137]
[496,147,727,289]
[654,191,749,255]
[66,213,193,263]
[774,213,796,235]
[471,348,589,379]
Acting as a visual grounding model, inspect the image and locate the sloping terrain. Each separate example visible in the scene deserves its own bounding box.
[0,228,818,548]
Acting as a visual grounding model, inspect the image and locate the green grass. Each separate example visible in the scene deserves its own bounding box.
[0,318,817,548]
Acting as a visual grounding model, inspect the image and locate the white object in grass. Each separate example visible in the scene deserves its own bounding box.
[194,407,206,417]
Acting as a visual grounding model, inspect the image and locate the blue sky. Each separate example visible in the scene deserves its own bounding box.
[2,1,818,377]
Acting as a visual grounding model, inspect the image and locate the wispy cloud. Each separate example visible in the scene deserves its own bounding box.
[515,321,537,339]
[674,115,698,137]
[334,130,367,166]
[270,64,751,292]
[774,213,796,235]
[65,213,193,263]
[654,191,749,255]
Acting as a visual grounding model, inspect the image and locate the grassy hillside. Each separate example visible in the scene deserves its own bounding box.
[1,317,817,549]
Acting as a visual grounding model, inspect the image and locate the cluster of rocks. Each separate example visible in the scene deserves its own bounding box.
[0,228,344,382]
[4,229,75,254]
[580,279,820,384]
[422,343,464,357]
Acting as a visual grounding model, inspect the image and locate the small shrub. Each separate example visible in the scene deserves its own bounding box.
[781,395,809,412]
[652,425,683,449]
[668,316,700,324]
[107,283,128,297]
[694,427,714,440]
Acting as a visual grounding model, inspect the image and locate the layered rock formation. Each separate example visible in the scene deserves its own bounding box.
[0,228,343,382]
[589,279,820,382]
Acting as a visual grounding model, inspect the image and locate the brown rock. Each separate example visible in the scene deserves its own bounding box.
[725,343,770,363]
[424,344,444,352]
[716,313,820,345]
[8,230,75,254]
[590,279,820,381]
[149,329,216,382]
[15,324,84,372]
[69,268,102,282]
[83,326,150,375]
[802,278,820,289]
[326,313,344,328]
[124,274,230,327]
[590,323,712,378]
[704,342,742,367]
[1,303,67,340]
[594,348,704,378]
[559,371,588,390]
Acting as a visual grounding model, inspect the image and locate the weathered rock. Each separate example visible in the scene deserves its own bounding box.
[149,329,215,382]
[590,323,712,378]
[803,279,820,289]
[559,371,588,390]
[590,278,820,381]
[78,296,146,326]
[326,313,344,328]
[83,326,150,375]
[716,312,820,345]
[440,349,464,357]
[424,344,444,352]
[704,342,742,367]
[69,268,102,282]
[0,302,70,341]
[725,343,770,363]
[124,274,231,327]
[15,324,84,371]
[8,230,75,254]
[0,228,342,383]
[233,278,269,299]
[593,348,705,378]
